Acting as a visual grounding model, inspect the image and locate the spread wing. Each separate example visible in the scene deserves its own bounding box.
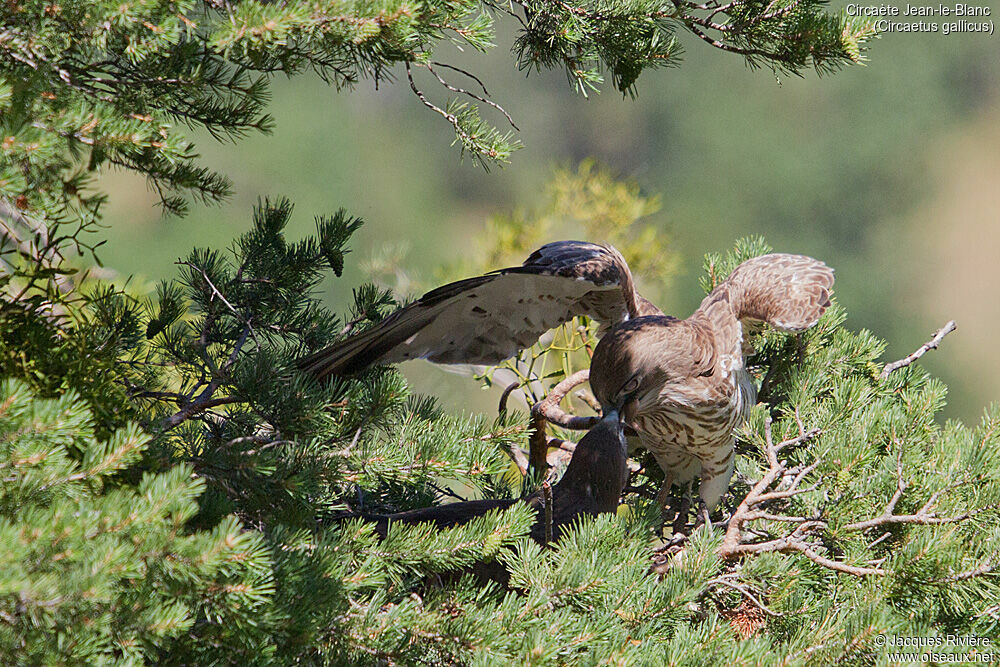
[721,253,834,331]
[298,241,661,379]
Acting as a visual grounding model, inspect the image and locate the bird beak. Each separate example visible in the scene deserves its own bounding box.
[621,397,639,423]
[599,408,627,454]
[600,407,625,434]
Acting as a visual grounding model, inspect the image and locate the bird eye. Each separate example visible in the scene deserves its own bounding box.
[622,377,640,395]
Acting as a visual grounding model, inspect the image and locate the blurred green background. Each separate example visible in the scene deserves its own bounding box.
[98,16,1000,422]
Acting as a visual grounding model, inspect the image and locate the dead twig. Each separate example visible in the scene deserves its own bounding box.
[423,62,519,130]
[707,577,784,617]
[405,63,502,162]
[720,418,821,554]
[880,320,956,378]
[160,394,242,429]
[716,418,889,576]
[716,417,994,578]
[842,447,986,531]
[935,560,998,584]
[531,369,598,431]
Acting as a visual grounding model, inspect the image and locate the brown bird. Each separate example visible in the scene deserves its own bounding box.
[374,410,628,543]
[588,253,833,510]
[299,242,833,512]
[297,242,662,377]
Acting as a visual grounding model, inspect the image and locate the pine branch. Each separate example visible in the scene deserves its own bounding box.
[719,417,823,556]
[707,575,785,617]
[161,394,243,429]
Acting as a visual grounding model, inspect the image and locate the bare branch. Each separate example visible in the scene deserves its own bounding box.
[507,446,530,477]
[545,438,577,468]
[181,261,240,319]
[881,320,956,378]
[498,381,520,415]
[707,577,784,617]
[531,369,598,431]
[423,62,519,130]
[715,414,994,578]
[720,419,821,554]
[935,560,999,583]
[794,542,886,577]
[574,389,602,413]
[716,418,890,576]
[160,394,242,429]
[684,23,780,60]
[429,61,492,94]
[405,63,502,162]
[842,468,987,532]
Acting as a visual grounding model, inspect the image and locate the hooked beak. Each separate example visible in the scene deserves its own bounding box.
[599,407,625,436]
[597,407,627,455]
[602,390,638,427]
[620,397,640,424]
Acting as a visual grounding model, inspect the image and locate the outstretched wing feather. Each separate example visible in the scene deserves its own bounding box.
[297,242,647,379]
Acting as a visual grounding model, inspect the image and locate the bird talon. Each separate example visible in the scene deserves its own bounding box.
[693,499,712,530]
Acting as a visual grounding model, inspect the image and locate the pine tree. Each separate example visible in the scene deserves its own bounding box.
[1,0,875,235]
[3,3,999,664]
[3,194,998,663]
[0,378,273,664]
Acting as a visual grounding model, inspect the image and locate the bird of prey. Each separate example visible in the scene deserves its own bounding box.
[373,409,628,543]
[298,241,834,511]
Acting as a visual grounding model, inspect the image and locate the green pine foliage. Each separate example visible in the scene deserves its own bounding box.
[1,0,875,230]
[3,196,998,663]
[702,240,1000,652]
[0,378,272,664]
[2,6,996,661]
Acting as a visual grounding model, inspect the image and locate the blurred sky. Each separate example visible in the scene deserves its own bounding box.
[98,12,1000,422]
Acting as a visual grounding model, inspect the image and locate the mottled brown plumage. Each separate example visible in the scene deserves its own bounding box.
[297,241,660,378]
[299,244,833,512]
[589,253,833,509]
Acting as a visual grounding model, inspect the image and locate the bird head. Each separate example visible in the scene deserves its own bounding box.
[556,405,630,513]
[589,316,672,424]
[572,407,627,464]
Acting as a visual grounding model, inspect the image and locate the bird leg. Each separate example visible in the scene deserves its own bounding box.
[670,494,691,538]
[693,498,712,531]
[655,470,676,513]
[697,449,736,514]
[652,494,692,564]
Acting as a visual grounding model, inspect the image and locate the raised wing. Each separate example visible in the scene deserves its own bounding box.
[297,241,661,379]
[720,253,834,331]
